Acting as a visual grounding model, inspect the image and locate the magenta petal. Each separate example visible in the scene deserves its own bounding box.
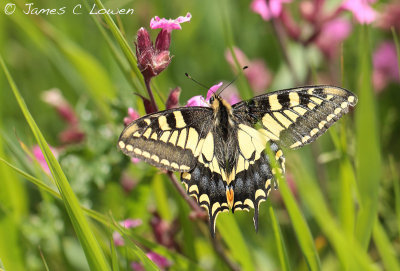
[206,82,223,101]
[186,95,209,107]
[150,13,192,31]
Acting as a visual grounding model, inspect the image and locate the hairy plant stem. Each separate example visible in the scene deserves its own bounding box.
[166,172,205,217]
[145,78,159,112]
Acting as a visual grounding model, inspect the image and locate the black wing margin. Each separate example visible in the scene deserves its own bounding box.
[118,107,213,172]
[232,86,358,149]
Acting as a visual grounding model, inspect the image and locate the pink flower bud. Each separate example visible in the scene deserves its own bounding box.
[124,108,140,126]
[155,29,171,52]
[165,87,181,109]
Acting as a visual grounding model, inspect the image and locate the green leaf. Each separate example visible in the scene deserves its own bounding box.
[265,145,320,271]
[217,214,255,271]
[354,25,381,249]
[0,55,110,271]
[373,221,400,271]
[268,204,291,271]
[92,0,144,87]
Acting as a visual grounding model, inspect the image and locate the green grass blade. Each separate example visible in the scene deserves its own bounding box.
[268,204,291,271]
[0,55,110,271]
[389,156,400,238]
[373,221,400,271]
[354,25,381,249]
[217,215,255,271]
[84,1,143,92]
[292,162,376,270]
[92,0,144,87]
[110,234,120,271]
[265,146,320,271]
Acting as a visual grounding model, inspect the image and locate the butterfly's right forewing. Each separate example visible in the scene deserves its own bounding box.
[118,107,213,172]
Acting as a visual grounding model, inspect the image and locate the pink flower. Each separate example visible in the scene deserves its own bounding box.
[225,47,271,93]
[146,251,170,269]
[113,232,125,247]
[150,13,192,31]
[186,82,223,107]
[32,145,58,174]
[124,107,140,126]
[250,0,291,21]
[186,95,209,107]
[131,262,145,271]
[120,218,142,229]
[136,28,171,81]
[219,85,241,105]
[315,18,352,59]
[41,89,78,125]
[373,42,400,92]
[341,0,377,24]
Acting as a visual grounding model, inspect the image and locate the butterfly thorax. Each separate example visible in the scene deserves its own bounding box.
[210,96,238,178]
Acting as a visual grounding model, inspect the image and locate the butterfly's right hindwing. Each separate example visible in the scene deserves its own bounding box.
[118,107,213,172]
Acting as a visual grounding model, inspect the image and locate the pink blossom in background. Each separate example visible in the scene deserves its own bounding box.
[41,89,78,125]
[218,84,242,105]
[120,218,142,229]
[31,145,58,174]
[341,0,377,24]
[124,107,140,126]
[377,4,400,30]
[150,13,192,31]
[315,18,352,59]
[113,218,142,247]
[146,251,170,269]
[225,47,271,93]
[113,232,125,247]
[251,0,292,21]
[131,262,145,271]
[373,42,400,92]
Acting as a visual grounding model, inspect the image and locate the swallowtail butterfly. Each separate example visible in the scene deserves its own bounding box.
[118,85,357,236]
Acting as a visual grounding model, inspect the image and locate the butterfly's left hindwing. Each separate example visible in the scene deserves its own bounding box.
[118,107,213,172]
[232,86,358,149]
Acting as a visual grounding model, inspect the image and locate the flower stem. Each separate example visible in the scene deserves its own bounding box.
[166,171,206,218]
[145,78,158,112]
[211,237,241,271]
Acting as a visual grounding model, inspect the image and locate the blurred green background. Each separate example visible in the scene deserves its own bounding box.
[0,0,399,270]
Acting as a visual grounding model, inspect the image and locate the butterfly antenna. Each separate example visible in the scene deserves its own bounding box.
[185,73,210,90]
[217,66,248,96]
